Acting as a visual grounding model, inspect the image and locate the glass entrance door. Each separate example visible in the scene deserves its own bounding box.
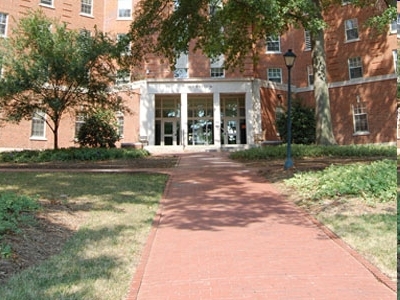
[162,120,180,146]
[222,119,238,144]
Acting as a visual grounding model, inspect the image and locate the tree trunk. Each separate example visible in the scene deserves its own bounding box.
[311,28,337,145]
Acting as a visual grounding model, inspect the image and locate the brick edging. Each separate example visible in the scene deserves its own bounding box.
[125,158,179,300]
[304,212,397,292]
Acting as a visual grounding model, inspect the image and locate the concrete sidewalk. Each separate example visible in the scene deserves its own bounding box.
[127,152,396,300]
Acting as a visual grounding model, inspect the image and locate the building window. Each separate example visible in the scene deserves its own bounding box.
[393,50,398,74]
[116,112,124,138]
[0,13,7,37]
[304,31,311,51]
[352,102,369,134]
[116,69,131,85]
[31,110,46,138]
[348,57,362,79]
[267,68,282,83]
[345,18,359,41]
[75,113,86,139]
[117,33,131,55]
[397,14,400,38]
[307,65,314,86]
[81,0,93,16]
[40,0,53,6]
[174,52,188,78]
[80,29,91,37]
[397,107,400,139]
[210,55,224,78]
[118,0,132,19]
[266,35,280,53]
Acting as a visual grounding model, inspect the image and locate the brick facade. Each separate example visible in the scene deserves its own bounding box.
[0,1,397,150]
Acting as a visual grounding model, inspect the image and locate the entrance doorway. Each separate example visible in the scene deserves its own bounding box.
[155,96,181,146]
[161,119,180,146]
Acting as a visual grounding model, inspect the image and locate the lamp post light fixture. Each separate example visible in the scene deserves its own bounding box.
[283,49,296,170]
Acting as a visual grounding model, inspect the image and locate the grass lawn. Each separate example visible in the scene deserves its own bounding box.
[0,172,168,299]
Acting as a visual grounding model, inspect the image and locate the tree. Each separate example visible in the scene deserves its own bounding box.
[77,109,120,148]
[126,0,395,145]
[0,10,126,149]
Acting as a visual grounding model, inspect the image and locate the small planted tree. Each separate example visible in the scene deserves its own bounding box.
[0,10,126,149]
[77,110,120,148]
[276,100,316,145]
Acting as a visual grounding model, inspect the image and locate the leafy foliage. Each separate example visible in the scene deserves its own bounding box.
[0,148,149,163]
[0,10,126,149]
[284,159,396,203]
[77,110,120,148]
[229,144,396,160]
[0,192,40,258]
[276,100,315,144]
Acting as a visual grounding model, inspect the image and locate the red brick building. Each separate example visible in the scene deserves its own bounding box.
[0,0,397,151]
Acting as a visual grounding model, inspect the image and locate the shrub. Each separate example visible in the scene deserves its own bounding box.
[77,110,120,148]
[0,192,40,236]
[276,99,315,144]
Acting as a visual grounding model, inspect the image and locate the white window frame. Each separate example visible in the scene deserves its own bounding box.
[80,0,93,16]
[116,112,124,138]
[345,18,359,42]
[174,52,189,78]
[75,113,86,139]
[304,30,311,51]
[31,110,46,139]
[118,0,132,19]
[0,13,8,37]
[307,65,314,86]
[40,0,54,7]
[397,107,400,139]
[397,14,400,38]
[267,68,282,83]
[393,50,398,74]
[116,69,131,85]
[348,57,363,79]
[352,102,369,135]
[266,35,280,53]
[117,33,131,55]
[210,55,225,78]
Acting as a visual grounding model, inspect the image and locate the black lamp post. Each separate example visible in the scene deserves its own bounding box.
[283,49,296,170]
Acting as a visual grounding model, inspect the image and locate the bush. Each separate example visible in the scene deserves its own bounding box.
[0,148,150,163]
[77,110,120,148]
[0,192,40,238]
[229,144,396,160]
[276,100,315,144]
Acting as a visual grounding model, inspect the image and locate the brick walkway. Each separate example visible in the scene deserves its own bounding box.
[127,152,395,300]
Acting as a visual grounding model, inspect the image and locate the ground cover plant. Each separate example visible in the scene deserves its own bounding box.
[0,147,149,163]
[231,144,397,280]
[0,171,168,299]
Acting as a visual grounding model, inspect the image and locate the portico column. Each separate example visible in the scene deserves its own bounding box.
[180,93,188,148]
[213,92,221,147]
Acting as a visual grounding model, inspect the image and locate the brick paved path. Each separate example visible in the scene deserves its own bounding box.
[127,152,395,300]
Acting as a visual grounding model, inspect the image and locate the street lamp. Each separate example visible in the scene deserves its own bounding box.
[283,49,296,170]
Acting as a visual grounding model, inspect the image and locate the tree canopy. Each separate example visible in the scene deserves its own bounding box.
[126,0,395,145]
[0,10,126,149]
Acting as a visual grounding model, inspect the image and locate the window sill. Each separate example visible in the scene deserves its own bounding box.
[79,13,94,19]
[353,131,370,136]
[344,38,360,44]
[39,4,55,9]
[117,17,133,21]
[30,137,47,141]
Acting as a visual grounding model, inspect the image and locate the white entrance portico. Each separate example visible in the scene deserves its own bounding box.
[138,78,262,151]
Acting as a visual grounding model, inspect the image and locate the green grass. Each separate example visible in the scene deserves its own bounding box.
[282,159,396,279]
[0,172,168,300]
[319,213,396,279]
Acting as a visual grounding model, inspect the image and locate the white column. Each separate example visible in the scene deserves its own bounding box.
[247,80,261,144]
[180,93,188,148]
[140,92,155,145]
[213,92,221,147]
